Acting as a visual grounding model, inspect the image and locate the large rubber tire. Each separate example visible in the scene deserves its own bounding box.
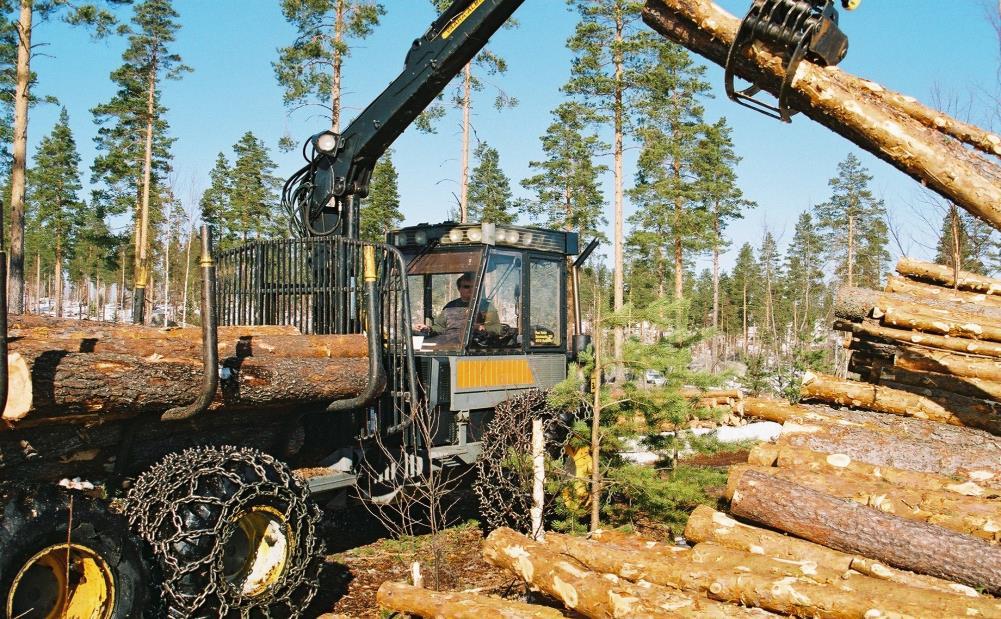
[126,445,322,617]
[0,484,152,619]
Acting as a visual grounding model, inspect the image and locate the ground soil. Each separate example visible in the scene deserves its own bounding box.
[306,491,531,617]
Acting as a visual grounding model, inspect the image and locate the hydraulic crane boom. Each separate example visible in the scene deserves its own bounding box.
[285,0,524,238]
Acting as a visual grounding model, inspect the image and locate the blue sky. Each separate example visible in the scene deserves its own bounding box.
[27,1,1001,270]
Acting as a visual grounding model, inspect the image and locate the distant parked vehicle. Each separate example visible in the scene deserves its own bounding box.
[645,369,667,386]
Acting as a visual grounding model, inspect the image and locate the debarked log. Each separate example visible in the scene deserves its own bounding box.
[546,530,996,618]
[893,346,1001,383]
[640,1,1001,228]
[780,422,1001,489]
[799,371,966,426]
[834,286,1001,324]
[728,468,1001,593]
[683,505,987,600]
[375,581,565,619]
[2,350,369,425]
[728,464,1001,542]
[482,527,774,618]
[834,319,1001,358]
[885,276,1001,309]
[9,333,368,360]
[896,257,1001,296]
[747,443,995,498]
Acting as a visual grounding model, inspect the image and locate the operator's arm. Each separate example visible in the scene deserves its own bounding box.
[478,301,503,335]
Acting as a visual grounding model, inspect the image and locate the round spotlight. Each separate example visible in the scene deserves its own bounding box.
[414,230,428,245]
[522,232,534,245]
[449,228,464,243]
[505,230,519,244]
[467,228,483,242]
[314,132,338,153]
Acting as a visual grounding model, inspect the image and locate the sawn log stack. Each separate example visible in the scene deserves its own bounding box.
[2,316,369,427]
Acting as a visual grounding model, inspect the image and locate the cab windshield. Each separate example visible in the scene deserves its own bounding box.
[407,249,483,352]
[406,247,524,353]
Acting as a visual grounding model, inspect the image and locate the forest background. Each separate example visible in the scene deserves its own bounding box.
[0,0,999,372]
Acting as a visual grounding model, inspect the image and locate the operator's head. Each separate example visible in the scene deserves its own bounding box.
[457,272,475,302]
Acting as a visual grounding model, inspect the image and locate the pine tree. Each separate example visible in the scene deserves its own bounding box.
[785,211,826,338]
[466,141,513,224]
[26,108,84,316]
[420,0,517,221]
[520,101,607,240]
[757,230,781,346]
[360,150,402,243]
[91,0,188,311]
[813,153,889,289]
[224,131,283,248]
[692,118,754,331]
[935,204,995,275]
[6,0,126,313]
[725,243,759,355]
[274,0,384,136]
[199,152,230,241]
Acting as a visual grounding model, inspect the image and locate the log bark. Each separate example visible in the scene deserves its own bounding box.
[683,505,986,599]
[728,468,1001,592]
[882,305,1001,343]
[780,421,1001,489]
[375,581,565,619]
[834,318,1001,358]
[2,350,369,426]
[640,0,1001,228]
[482,527,770,618]
[800,371,966,426]
[749,443,995,498]
[835,286,1001,323]
[894,346,1001,383]
[729,464,1001,542]
[885,276,1001,309]
[878,366,1001,403]
[897,257,1001,296]
[8,332,368,360]
[547,530,995,618]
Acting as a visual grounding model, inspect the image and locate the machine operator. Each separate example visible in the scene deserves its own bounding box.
[418,272,502,343]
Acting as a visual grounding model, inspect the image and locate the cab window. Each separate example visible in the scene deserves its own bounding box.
[406,249,483,352]
[472,250,522,350]
[529,258,562,347]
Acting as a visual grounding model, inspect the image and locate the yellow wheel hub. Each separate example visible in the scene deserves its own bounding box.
[222,505,294,597]
[7,543,115,619]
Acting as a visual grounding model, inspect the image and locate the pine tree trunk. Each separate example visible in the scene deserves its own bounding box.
[137,45,158,315]
[673,156,684,300]
[684,505,986,599]
[33,252,39,314]
[950,203,962,288]
[728,468,1001,593]
[590,292,602,532]
[331,0,345,132]
[612,8,625,382]
[712,210,720,329]
[181,225,193,325]
[54,238,62,318]
[742,280,748,355]
[847,213,855,289]
[8,0,31,315]
[459,63,471,223]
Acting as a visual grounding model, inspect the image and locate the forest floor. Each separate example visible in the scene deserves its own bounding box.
[307,447,743,616]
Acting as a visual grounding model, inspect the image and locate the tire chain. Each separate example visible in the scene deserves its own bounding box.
[126,445,322,618]
[474,390,576,533]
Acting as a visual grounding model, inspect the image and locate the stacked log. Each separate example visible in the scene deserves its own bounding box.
[3,316,370,428]
[822,259,1001,435]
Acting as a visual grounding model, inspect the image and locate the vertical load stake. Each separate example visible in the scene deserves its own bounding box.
[162,226,219,421]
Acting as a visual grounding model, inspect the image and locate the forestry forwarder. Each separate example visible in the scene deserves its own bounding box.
[0,0,856,616]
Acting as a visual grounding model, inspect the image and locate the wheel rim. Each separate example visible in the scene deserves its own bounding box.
[222,505,294,597]
[7,543,115,619]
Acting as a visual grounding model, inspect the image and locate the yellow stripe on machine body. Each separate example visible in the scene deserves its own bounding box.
[455,357,535,390]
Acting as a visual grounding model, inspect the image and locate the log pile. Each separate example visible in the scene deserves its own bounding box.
[827,258,1001,434]
[2,316,369,429]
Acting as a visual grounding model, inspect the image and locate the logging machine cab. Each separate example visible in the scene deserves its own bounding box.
[392,221,581,448]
